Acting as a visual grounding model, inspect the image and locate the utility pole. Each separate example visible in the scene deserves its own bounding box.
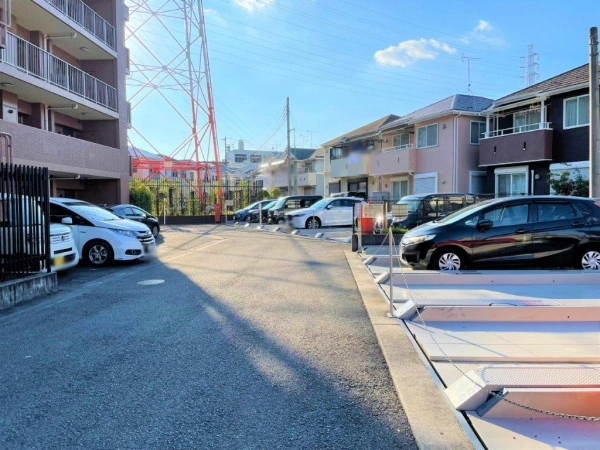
[222,136,230,182]
[286,97,292,195]
[462,54,481,95]
[590,27,600,198]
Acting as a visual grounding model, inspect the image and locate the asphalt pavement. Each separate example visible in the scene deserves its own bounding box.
[0,225,416,449]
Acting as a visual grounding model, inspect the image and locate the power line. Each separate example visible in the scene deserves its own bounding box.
[215,0,521,72]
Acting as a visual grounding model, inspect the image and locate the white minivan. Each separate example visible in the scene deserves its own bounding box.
[49,198,155,266]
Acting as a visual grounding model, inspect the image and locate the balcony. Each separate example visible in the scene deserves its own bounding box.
[11,0,116,56]
[0,119,128,177]
[47,0,116,49]
[479,123,553,167]
[330,152,369,178]
[0,32,117,113]
[297,172,317,187]
[370,145,416,176]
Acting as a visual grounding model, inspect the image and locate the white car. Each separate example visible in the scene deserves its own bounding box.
[49,223,79,272]
[287,197,365,229]
[50,198,156,266]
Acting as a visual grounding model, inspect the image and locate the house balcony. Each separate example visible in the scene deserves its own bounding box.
[370,145,416,176]
[13,0,117,57]
[297,171,317,187]
[330,152,369,178]
[0,32,118,118]
[479,123,553,167]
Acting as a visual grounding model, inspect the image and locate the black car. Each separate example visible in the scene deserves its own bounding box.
[105,204,161,237]
[389,193,478,229]
[401,195,600,271]
[233,200,274,222]
[245,200,276,223]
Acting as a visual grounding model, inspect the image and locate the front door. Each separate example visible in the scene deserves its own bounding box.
[470,201,534,266]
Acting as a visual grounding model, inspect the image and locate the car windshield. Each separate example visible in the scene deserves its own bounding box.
[262,201,276,209]
[64,202,121,221]
[272,198,287,209]
[309,199,330,209]
[435,199,495,224]
[396,197,423,213]
[244,201,260,210]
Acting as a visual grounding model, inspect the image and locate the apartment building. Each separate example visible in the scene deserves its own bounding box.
[0,0,130,203]
[479,64,592,196]
[374,95,493,199]
[258,148,320,195]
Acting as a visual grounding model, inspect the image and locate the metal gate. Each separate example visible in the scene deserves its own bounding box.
[133,179,265,217]
[1,163,51,282]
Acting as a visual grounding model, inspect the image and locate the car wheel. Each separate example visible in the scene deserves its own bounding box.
[277,217,286,225]
[84,241,113,266]
[305,217,321,229]
[151,225,160,237]
[432,248,466,271]
[577,248,600,270]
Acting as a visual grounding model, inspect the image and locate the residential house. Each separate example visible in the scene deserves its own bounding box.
[0,0,131,203]
[223,140,282,182]
[479,64,592,196]
[258,148,319,195]
[323,115,400,198]
[372,95,493,200]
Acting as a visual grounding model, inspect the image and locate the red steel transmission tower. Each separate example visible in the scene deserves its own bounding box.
[126,0,221,199]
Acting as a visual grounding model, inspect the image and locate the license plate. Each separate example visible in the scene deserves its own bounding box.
[53,256,65,266]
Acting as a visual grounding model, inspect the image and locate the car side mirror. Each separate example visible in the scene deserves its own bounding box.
[61,217,73,225]
[325,204,332,210]
[477,219,493,230]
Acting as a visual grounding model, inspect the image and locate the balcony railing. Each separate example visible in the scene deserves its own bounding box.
[43,0,116,50]
[382,143,415,152]
[1,32,117,112]
[484,122,552,138]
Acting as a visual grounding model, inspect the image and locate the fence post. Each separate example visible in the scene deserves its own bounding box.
[388,227,394,317]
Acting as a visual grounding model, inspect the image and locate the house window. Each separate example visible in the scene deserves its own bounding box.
[564,94,589,129]
[495,166,528,197]
[393,133,410,148]
[330,147,343,160]
[189,171,195,180]
[250,155,262,163]
[304,162,314,172]
[514,110,541,132]
[470,121,487,144]
[417,124,438,148]
[235,154,247,163]
[172,171,178,178]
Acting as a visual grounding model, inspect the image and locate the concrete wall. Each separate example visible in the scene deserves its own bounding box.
[0,273,57,310]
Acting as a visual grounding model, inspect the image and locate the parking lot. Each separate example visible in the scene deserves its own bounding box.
[0,225,416,449]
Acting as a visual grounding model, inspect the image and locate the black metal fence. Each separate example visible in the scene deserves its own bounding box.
[134,179,265,217]
[1,164,51,283]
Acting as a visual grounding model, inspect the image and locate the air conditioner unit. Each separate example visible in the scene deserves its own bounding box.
[0,22,7,50]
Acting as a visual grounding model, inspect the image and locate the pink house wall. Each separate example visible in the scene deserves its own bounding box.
[414,116,454,193]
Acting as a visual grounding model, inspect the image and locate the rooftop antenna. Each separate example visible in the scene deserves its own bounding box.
[520,44,540,87]
[462,54,481,95]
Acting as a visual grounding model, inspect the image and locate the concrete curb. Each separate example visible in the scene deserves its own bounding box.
[345,250,475,450]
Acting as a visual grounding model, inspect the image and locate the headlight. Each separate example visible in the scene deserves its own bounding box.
[110,229,137,238]
[401,234,435,246]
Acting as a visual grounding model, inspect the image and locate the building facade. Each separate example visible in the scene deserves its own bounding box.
[0,0,130,203]
[479,64,591,196]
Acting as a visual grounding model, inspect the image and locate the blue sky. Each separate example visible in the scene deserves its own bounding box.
[126,0,599,160]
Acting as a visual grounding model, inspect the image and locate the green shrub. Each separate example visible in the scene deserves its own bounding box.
[129,181,153,212]
[548,169,589,197]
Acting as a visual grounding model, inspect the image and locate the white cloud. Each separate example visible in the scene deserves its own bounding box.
[467,20,506,47]
[204,8,227,26]
[374,38,456,68]
[234,0,274,11]
[475,20,492,33]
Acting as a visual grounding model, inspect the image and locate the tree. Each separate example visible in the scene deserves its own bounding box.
[129,180,153,212]
[269,187,282,199]
[548,169,589,197]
